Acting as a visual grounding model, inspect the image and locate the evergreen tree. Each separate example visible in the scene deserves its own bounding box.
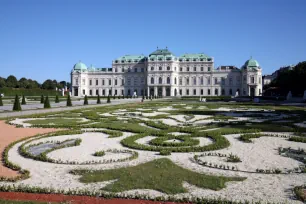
[84,95,88,105]
[97,94,101,104]
[44,96,51,108]
[107,95,111,103]
[12,95,22,111]
[0,95,3,106]
[113,95,115,99]
[118,95,121,99]
[142,95,145,100]
[40,95,44,104]
[21,95,26,105]
[55,95,60,103]
[66,94,72,106]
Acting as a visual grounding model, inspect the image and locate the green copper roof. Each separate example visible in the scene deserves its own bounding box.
[179,53,212,61]
[149,48,174,56]
[114,55,146,63]
[242,57,260,70]
[73,61,87,70]
[87,64,96,72]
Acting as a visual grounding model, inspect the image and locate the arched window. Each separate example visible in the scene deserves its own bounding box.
[200,76,204,85]
[179,78,182,85]
[151,77,154,84]
[186,77,189,85]
[167,77,170,84]
[215,88,219,96]
[159,66,162,71]
[174,77,177,85]
[193,78,196,85]
[159,77,162,84]
[167,66,170,71]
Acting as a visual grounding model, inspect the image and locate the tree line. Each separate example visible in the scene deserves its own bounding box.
[0,75,70,90]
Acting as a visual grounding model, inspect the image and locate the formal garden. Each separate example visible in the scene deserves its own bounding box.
[1,100,306,203]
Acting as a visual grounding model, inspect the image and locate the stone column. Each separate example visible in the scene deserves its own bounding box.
[147,87,150,97]
[162,86,166,97]
[154,87,157,96]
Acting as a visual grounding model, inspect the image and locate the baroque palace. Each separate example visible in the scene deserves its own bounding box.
[71,48,262,97]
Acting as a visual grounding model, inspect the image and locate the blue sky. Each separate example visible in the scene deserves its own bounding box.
[0,0,305,83]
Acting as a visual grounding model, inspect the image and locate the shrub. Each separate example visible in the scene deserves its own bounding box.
[43,96,51,108]
[113,95,116,99]
[21,95,26,105]
[0,95,3,106]
[226,153,241,163]
[97,94,101,104]
[294,186,306,202]
[55,95,60,103]
[289,136,306,143]
[84,95,88,105]
[160,150,171,156]
[142,95,145,100]
[107,95,111,103]
[93,151,105,157]
[40,95,44,103]
[12,95,22,111]
[66,94,72,106]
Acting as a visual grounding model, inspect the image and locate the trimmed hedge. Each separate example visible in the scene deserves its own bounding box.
[0,87,60,96]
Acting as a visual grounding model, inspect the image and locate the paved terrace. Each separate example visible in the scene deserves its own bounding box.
[0,98,142,119]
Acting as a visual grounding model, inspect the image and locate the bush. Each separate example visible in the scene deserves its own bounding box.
[0,95,3,106]
[21,95,26,105]
[0,87,60,96]
[66,94,72,106]
[40,95,44,103]
[43,96,51,108]
[160,150,171,156]
[226,153,241,163]
[12,95,22,111]
[289,136,306,143]
[107,95,111,103]
[97,94,101,104]
[93,151,105,157]
[55,95,60,103]
[84,95,88,105]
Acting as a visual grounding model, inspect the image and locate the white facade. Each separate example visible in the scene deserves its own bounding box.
[71,48,262,97]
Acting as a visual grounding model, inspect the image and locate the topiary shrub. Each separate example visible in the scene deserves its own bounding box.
[97,94,101,104]
[40,95,44,104]
[0,95,3,106]
[93,151,105,157]
[84,95,88,105]
[21,95,26,105]
[66,94,72,106]
[142,95,145,100]
[113,95,116,99]
[107,95,111,103]
[159,149,171,156]
[44,96,51,108]
[55,95,60,103]
[12,95,22,111]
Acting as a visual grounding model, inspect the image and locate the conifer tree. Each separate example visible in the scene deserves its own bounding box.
[66,94,72,107]
[0,95,3,106]
[142,95,145,100]
[12,95,22,111]
[55,95,60,103]
[21,95,26,105]
[44,96,51,108]
[107,94,111,103]
[40,95,44,104]
[84,95,88,105]
[97,94,101,104]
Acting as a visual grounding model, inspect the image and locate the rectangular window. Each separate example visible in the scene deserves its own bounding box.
[96,80,98,86]
[115,90,117,95]
[89,90,92,96]
[122,79,124,85]
[208,89,211,95]
[186,78,189,85]
[102,89,105,96]
[187,67,190,71]
[186,89,189,95]
[75,78,78,85]
[193,67,196,71]
[221,77,225,85]
[96,90,99,95]
[200,77,204,85]
[134,68,137,72]
[122,68,125,72]
[89,80,92,86]
[83,89,85,95]
[214,78,218,85]
[102,79,105,86]
[134,78,138,85]
[207,77,211,85]
[179,89,182,95]
[193,89,196,95]
[179,78,182,85]
[193,78,196,85]
[201,67,203,71]
[208,67,211,71]
[109,79,111,85]
[180,67,182,71]
[115,79,117,85]
[200,89,203,95]
[127,78,131,86]
[121,90,124,95]
[251,76,255,83]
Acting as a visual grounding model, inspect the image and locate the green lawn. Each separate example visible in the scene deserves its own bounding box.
[71,158,245,194]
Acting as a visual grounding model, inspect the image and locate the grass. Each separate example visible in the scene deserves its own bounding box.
[70,158,245,194]
[238,133,263,143]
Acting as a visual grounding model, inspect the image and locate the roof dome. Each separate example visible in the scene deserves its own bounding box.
[73,61,87,71]
[242,57,260,70]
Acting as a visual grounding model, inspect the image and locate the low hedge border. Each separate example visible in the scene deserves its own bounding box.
[149,135,199,147]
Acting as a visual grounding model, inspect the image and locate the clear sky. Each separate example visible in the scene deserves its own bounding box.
[0,0,305,83]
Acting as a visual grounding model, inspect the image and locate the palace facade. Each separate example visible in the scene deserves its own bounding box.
[71,48,262,97]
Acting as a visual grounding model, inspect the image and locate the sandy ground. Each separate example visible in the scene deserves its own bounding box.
[0,120,58,178]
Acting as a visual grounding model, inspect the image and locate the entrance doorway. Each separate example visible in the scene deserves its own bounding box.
[166,88,171,96]
[158,88,162,96]
[174,88,177,96]
[74,88,78,96]
[250,87,255,97]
